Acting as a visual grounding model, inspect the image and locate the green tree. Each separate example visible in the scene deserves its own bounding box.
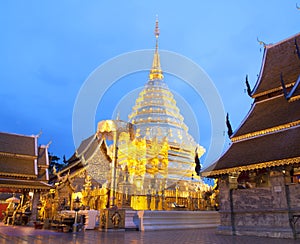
[48,153,66,174]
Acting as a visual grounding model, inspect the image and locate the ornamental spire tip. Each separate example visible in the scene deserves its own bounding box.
[149,17,163,80]
[154,16,159,38]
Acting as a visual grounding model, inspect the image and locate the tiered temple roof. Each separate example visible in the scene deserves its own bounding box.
[0,132,51,190]
[55,134,112,188]
[252,34,300,99]
[202,33,300,177]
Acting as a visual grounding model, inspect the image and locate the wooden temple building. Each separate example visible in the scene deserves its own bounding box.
[0,131,51,224]
[202,33,300,239]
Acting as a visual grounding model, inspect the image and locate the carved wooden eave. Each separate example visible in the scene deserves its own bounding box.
[0,172,36,179]
[289,94,300,102]
[0,178,52,190]
[69,166,87,180]
[60,158,82,175]
[56,175,77,192]
[252,83,295,99]
[0,152,37,160]
[202,125,300,177]
[231,120,300,142]
[202,156,300,177]
[38,164,49,170]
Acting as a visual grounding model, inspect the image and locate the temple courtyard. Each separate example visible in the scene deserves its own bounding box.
[1,12,300,244]
[0,223,297,244]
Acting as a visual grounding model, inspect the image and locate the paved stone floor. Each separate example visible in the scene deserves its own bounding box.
[0,224,298,244]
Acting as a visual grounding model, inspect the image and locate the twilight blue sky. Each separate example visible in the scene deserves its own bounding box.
[0,1,299,167]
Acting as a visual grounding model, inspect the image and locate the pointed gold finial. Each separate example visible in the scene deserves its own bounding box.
[154,16,160,39]
[149,16,164,80]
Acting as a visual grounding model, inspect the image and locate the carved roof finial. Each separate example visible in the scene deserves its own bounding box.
[294,38,300,59]
[245,75,252,97]
[226,113,233,138]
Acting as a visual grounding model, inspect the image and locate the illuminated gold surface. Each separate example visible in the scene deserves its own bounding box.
[59,20,210,212]
[117,19,206,203]
[289,94,300,102]
[149,18,164,81]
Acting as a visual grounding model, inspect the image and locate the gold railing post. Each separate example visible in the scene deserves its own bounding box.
[109,130,118,208]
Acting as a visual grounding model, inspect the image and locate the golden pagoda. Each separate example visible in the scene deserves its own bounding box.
[116,19,206,204]
[53,20,209,213]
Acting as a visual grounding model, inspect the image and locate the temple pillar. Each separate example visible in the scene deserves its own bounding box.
[109,130,118,207]
[269,170,288,209]
[154,191,160,210]
[217,175,232,235]
[29,190,40,225]
[146,191,151,210]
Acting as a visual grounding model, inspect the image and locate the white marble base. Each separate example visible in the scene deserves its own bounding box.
[125,210,139,230]
[126,210,220,231]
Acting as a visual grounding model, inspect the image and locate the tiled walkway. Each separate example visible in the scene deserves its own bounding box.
[0,224,298,244]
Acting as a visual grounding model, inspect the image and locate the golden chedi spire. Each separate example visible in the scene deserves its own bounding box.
[149,17,164,80]
[125,19,205,185]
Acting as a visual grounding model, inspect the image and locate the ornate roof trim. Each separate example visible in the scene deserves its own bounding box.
[232,120,300,142]
[69,165,87,179]
[38,164,49,170]
[0,172,37,179]
[202,156,300,177]
[76,133,97,157]
[59,157,81,175]
[0,183,51,190]
[231,93,300,139]
[0,152,37,160]
[251,33,300,98]
[252,83,294,98]
[290,94,300,102]
[251,47,268,97]
[251,32,300,98]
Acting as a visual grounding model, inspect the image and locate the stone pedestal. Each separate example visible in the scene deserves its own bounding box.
[99,209,125,230]
[80,210,99,230]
